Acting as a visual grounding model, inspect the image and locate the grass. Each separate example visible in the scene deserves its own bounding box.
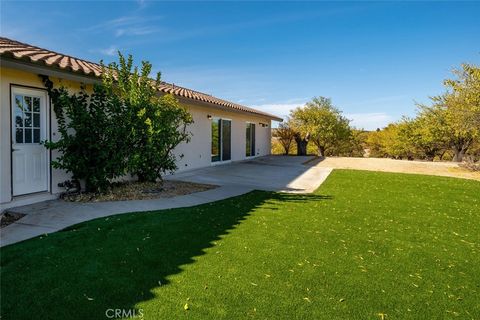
[1,170,479,319]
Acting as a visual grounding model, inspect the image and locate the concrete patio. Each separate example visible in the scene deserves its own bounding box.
[167,155,331,193]
[0,156,332,247]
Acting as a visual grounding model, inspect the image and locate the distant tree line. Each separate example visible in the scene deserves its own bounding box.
[367,63,479,162]
[272,63,480,163]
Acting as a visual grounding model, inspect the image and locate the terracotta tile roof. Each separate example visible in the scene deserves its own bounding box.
[0,37,282,121]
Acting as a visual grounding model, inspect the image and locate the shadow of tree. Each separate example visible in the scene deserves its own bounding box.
[0,190,332,319]
[302,156,326,166]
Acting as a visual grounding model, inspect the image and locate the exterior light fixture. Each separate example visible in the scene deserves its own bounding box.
[207,115,212,119]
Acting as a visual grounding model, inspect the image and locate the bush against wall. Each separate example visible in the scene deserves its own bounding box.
[42,80,130,192]
[43,53,193,192]
[102,54,193,182]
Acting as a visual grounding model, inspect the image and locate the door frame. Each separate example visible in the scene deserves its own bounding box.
[245,121,256,158]
[10,84,51,197]
[210,117,232,165]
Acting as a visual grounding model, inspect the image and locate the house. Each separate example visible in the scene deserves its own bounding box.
[0,37,282,210]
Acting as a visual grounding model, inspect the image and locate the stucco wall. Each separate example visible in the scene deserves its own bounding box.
[174,103,272,172]
[0,66,272,205]
[0,67,87,203]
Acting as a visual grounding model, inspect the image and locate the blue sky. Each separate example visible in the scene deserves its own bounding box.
[1,1,479,129]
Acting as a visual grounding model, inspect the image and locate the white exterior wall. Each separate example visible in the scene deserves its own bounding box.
[1,67,83,206]
[174,103,272,172]
[0,66,273,208]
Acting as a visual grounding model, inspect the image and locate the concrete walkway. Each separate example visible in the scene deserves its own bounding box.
[1,156,332,247]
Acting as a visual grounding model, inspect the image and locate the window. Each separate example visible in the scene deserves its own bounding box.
[211,118,231,162]
[246,122,256,157]
[14,95,42,144]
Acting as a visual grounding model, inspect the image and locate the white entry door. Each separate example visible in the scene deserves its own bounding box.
[11,87,49,196]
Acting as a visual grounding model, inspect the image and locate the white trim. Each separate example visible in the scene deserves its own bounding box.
[10,86,51,196]
[245,121,256,158]
[210,117,232,164]
[1,192,57,212]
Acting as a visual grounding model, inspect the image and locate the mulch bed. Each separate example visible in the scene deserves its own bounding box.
[0,212,26,229]
[62,180,217,202]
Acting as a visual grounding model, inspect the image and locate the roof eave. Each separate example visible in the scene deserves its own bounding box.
[173,95,282,121]
[0,45,283,121]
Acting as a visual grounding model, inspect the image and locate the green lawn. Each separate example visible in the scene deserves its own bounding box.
[1,170,479,319]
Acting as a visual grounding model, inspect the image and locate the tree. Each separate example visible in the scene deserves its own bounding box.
[337,129,367,157]
[365,122,415,160]
[365,129,385,158]
[419,64,480,162]
[468,139,480,162]
[294,133,310,156]
[290,97,351,157]
[272,120,296,155]
[366,63,479,162]
[380,122,412,159]
[42,81,131,192]
[288,114,309,156]
[43,52,193,192]
[102,53,193,181]
[408,108,449,160]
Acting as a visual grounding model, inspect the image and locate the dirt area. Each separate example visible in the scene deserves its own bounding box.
[0,212,26,229]
[63,180,217,202]
[307,157,480,181]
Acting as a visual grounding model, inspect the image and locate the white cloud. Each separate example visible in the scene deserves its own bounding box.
[137,0,147,9]
[251,102,306,121]
[99,46,118,56]
[115,26,159,37]
[82,15,163,38]
[345,112,394,131]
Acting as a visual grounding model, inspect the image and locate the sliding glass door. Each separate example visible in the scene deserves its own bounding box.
[221,119,231,161]
[246,122,256,157]
[211,118,231,162]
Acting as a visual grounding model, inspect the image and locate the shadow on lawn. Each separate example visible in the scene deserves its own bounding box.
[0,191,331,319]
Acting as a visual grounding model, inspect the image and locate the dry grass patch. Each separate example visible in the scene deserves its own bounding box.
[310,157,480,180]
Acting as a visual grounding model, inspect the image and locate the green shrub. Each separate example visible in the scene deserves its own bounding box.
[102,54,193,182]
[42,81,130,192]
[43,53,193,192]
